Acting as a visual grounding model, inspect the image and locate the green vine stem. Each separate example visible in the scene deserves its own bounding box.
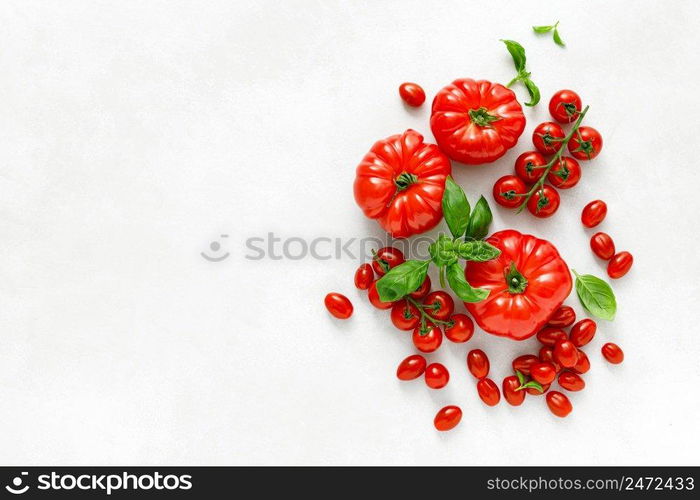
[405,295,453,331]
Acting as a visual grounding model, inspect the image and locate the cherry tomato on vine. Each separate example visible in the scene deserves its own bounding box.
[412,325,443,353]
[512,354,539,376]
[590,232,615,260]
[493,175,527,208]
[514,151,548,184]
[549,89,583,123]
[553,339,578,368]
[608,251,633,279]
[527,383,550,396]
[537,327,568,347]
[477,378,501,406]
[581,200,607,228]
[531,362,557,385]
[434,405,462,431]
[548,305,576,328]
[502,376,526,406]
[409,276,431,299]
[390,300,420,330]
[324,293,353,319]
[354,263,374,290]
[423,291,454,321]
[568,126,603,160]
[396,354,427,380]
[547,157,581,189]
[602,342,624,364]
[425,363,450,389]
[444,314,474,343]
[467,349,490,379]
[372,247,405,276]
[368,282,394,310]
[398,82,426,107]
[538,346,562,373]
[546,391,573,417]
[558,371,585,392]
[572,349,591,374]
[570,319,597,347]
[532,121,565,155]
[527,185,560,218]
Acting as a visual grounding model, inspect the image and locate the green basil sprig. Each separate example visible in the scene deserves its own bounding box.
[465,195,493,240]
[573,270,617,321]
[532,21,565,47]
[446,262,489,302]
[501,39,540,107]
[515,370,544,393]
[442,176,470,238]
[375,260,429,303]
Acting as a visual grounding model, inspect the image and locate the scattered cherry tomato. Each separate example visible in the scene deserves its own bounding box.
[390,300,420,330]
[434,405,462,431]
[553,339,578,368]
[572,349,591,374]
[423,291,454,321]
[568,126,603,160]
[409,276,431,299]
[527,383,550,396]
[549,89,582,123]
[570,319,597,347]
[503,376,526,406]
[558,371,585,392]
[372,247,405,276]
[546,391,573,417]
[527,185,560,218]
[354,263,374,290]
[512,354,540,376]
[493,175,527,208]
[444,314,474,343]
[532,121,565,155]
[602,342,624,364]
[547,156,581,189]
[368,282,394,310]
[608,251,633,279]
[467,349,490,379]
[581,200,607,228]
[324,293,353,319]
[539,346,563,373]
[537,327,568,346]
[425,363,450,389]
[548,305,576,328]
[531,362,557,385]
[477,378,501,406]
[396,355,427,380]
[514,151,548,184]
[398,82,426,107]
[590,232,615,260]
[412,325,443,353]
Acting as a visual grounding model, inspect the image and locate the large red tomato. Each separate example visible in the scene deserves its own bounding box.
[354,129,451,238]
[465,230,572,340]
[430,79,526,165]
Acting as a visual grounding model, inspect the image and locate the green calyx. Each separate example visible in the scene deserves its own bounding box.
[394,172,418,191]
[505,262,528,294]
[468,107,501,127]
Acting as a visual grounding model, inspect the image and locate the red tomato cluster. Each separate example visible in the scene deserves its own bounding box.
[582,201,635,279]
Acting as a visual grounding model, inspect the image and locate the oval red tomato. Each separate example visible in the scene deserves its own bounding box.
[547,157,581,189]
[372,247,405,276]
[324,293,353,319]
[531,362,557,385]
[570,319,597,347]
[476,378,501,406]
[532,121,565,155]
[581,200,607,228]
[572,349,591,374]
[549,89,582,123]
[548,305,576,328]
[368,282,394,310]
[512,354,539,376]
[502,376,526,406]
[608,251,633,279]
[590,232,615,260]
[602,342,624,364]
[514,151,547,184]
[423,291,454,321]
[467,349,490,379]
[527,185,560,218]
[493,175,527,209]
[398,82,426,107]
[390,300,420,331]
[546,391,573,417]
[396,355,427,380]
[412,326,443,353]
[537,327,568,347]
[444,314,474,343]
[354,263,374,290]
[425,363,450,389]
[568,126,603,160]
[558,371,585,391]
[553,339,578,368]
[538,346,562,373]
[434,405,462,431]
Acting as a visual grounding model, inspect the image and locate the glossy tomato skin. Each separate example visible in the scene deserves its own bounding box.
[493,175,527,208]
[568,126,603,160]
[354,263,374,290]
[354,130,451,238]
[527,383,550,396]
[503,376,526,406]
[512,354,539,376]
[324,293,353,319]
[390,300,420,330]
[549,89,582,123]
[570,319,597,347]
[590,232,615,260]
[412,326,443,353]
[514,151,548,184]
[558,371,586,391]
[425,363,450,389]
[537,327,568,346]
[465,230,572,340]
[430,79,525,164]
[547,157,581,189]
[531,362,557,385]
[581,200,607,228]
[396,355,427,380]
[608,251,633,279]
[546,391,573,417]
[434,405,462,431]
[423,291,454,321]
[572,349,591,374]
[554,339,578,368]
[527,185,560,218]
[602,342,624,364]
[477,378,501,406]
[539,347,563,373]
[444,314,474,343]
[399,82,426,107]
[467,349,490,379]
[372,247,405,276]
[548,305,576,327]
[368,282,394,310]
[409,276,431,299]
[533,122,565,155]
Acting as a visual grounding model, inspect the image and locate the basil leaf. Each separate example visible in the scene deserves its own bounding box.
[574,271,617,321]
[456,240,501,262]
[376,260,430,303]
[446,262,490,303]
[532,25,554,33]
[515,370,526,386]
[553,28,565,47]
[465,195,493,240]
[429,234,458,267]
[442,176,470,238]
[522,78,541,107]
[518,380,543,392]
[500,39,526,73]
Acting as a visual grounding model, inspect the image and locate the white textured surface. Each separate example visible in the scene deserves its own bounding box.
[1,0,699,465]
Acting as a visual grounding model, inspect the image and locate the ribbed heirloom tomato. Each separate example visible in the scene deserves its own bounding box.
[430,79,526,164]
[354,130,451,238]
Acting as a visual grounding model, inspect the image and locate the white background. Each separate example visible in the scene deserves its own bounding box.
[1,0,699,465]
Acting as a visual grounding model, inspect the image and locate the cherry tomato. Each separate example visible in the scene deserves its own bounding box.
[549,89,582,123]
[398,82,426,107]
[425,363,450,389]
[390,300,420,330]
[553,339,578,368]
[434,405,462,431]
[467,349,490,379]
[581,200,607,228]
[354,263,374,290]
[602,342,624,364]
[368,282,394,310]
[512,354,539,376]
[572,349,591,374]
[570,319,597,347]
[396,355,426,380]
[547,157,581,189]
[409,276,431,299]
[530,362,556,385]
[514,151,547,184]
[502,375,525,406]
[546,391,573,417]
[538,346,562,373]
[324,293,353,319]
[527,383,550,396]
[412,325,443,353]
[532,121,565,155]
[537,327,568,347]
[590,232,615,260]
[568,126,603,160]
[423,291,454,321]
[527,185,560,218]
[608,251,633,279]
[493,175,527,209]
[477,378,500,406]
[372,247,405,276]
[548,305,576,328]
[558,371,585,392]
[444,314,474,343]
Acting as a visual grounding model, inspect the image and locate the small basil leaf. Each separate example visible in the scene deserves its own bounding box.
[532,25,554,33]
[429,235,458,267]
[500,39,527,73]
[518,380,544,392]
[446,262,490,303]
[376,260,430,303]
[465,195,493,240]
[574,271,617,321]
[553,28,565,47]
[515,370,526,386]
[442,176,470,238]
[523,78,541,107]
[456,240,501,262]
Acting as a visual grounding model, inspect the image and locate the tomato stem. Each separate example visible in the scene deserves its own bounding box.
[394,172,418,191]
[505,262,528,294]
[405,296,452,329]
[468,107,501,127]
